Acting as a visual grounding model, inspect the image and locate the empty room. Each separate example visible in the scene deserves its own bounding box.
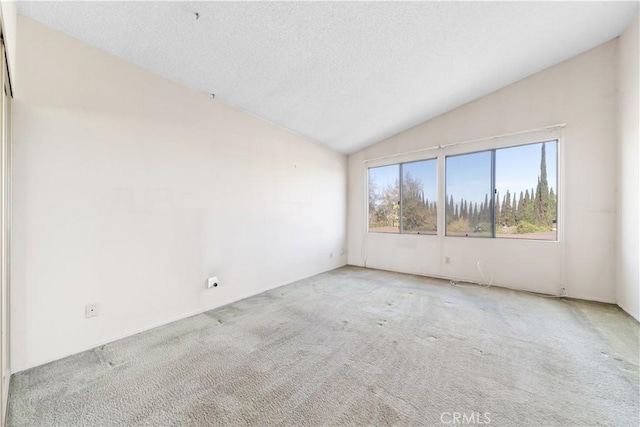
[0,1,638,426]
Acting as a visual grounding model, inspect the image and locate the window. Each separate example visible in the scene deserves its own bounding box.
[495,141,557,240]
[445,151,493,237]
[367,140,558,241]
[368,159,437,234]
[368,164,400,233]
[402,160,438,234]
[445,140,558,240]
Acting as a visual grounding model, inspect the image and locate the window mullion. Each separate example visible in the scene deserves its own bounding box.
[491,149,496,238]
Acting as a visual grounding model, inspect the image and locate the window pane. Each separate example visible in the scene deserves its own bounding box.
[495,141,557,240]
[402,160,437,234]
[368,164,400,233]
[445,151,492,237]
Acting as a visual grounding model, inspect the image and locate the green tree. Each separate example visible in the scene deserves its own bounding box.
[472,202,480,228]
[447,195,454,224]
[516,191,524,222]
[369,177,378,226]
[523,189,533,223]
[495,191,501,226]
[502,191,513,226]
[534,143,551,228]
[402,172,436,232]
[483,194,490,223]
[372,179,399,229]
[549,187,557,226]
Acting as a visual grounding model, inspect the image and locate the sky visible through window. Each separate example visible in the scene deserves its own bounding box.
[496,141,557,203]
[403,160,437,203]
[370,142,556,207]
[446,151,491,205]
[369,160,437,202]
[447,141,557,205]
[369,141,557,239]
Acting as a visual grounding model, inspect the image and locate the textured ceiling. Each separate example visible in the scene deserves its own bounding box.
[18,1,639,153]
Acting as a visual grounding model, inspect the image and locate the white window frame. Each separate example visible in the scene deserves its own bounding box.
[364,126,565,245]
[367,157,439,236]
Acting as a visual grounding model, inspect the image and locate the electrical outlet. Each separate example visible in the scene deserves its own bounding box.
[445,257,451,264]
[85,303,99,319]
[207,276,219,289]
[559,286,568,297]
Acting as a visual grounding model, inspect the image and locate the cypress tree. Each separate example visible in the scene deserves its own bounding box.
[534,143,550,227]
[483,194,490,223]
[549,188,557,225]
[495,191,501,225]
[517,191,524,223]
[447,195,454,222]
[522,189,529,223]
[503,191,512,226]
[474,202,480,228]
[530,187,536,223]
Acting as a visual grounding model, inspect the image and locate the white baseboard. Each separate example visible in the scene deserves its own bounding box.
[347,264,618,304]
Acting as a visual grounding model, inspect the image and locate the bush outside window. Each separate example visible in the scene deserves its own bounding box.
[368,159,437,234]
[445,140,558,240]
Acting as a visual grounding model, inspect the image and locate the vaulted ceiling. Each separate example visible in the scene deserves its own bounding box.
[18,1,639,153]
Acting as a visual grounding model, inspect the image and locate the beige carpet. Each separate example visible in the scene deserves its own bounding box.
[7,266,639,426]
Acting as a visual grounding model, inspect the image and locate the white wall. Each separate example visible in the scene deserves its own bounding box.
[11,17,347,372]
[0,1,16,419]
[616,14,639,321]
[348,39,619,303]
[0,0,16,85]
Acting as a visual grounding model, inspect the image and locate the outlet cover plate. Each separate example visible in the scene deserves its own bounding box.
[207,277,219,289]
[85,303,99,319]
